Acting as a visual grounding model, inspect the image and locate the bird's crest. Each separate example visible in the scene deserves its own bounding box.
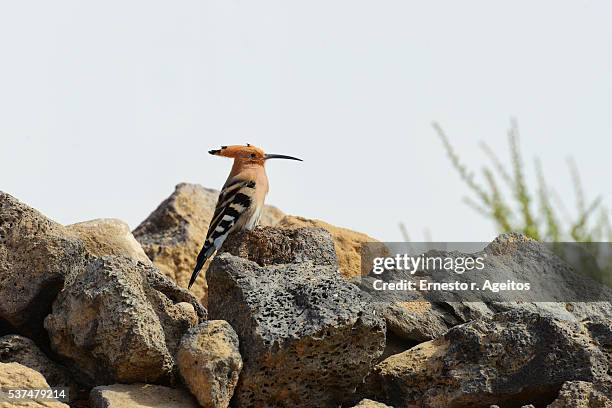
[208,144,302,162]
[208,144,266,161]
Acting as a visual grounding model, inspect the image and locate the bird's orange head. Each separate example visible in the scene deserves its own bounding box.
[208,144,302,165]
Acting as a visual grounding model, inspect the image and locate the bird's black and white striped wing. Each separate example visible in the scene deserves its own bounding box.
[188,179,256,288]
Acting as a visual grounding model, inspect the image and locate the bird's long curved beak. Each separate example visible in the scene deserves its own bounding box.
[264,153,302,161]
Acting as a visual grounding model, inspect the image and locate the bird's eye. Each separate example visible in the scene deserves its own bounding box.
[250,153,256,158]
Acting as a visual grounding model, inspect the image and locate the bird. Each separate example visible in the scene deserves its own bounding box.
[188,144,302,289]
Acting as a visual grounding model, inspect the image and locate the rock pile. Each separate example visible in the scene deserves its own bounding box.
[0,193,87,339]
[0,335,79,401]
[361,310,611,407]
[44,256,203,386]
[1,186,610,407]
[132,183,285,305]
[0,362,70,408]
[207,227,386,407]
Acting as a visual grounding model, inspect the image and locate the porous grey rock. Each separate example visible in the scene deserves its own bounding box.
[221,226,339,268]
[207,240,386,408]
[547,381,611,407]
[67,218,151,264]
[177,320,242,408]
[133,183,284,304]
[0,335,79,401]
[277,215,383,278]
[0,362,69,408]
[362,310,611,408]
[89,383,198,408]
[0,192,87,337]
[44,256,206,386]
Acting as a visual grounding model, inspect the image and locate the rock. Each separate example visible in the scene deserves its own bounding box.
[356,275,460,345]
[67,218,150,264]
[357,274,459,356]
[221,226,338,268]
[177,320,242,408]
[0,192,87,337]
[173,303,199,327]
[357,262,461,347]
[44,256,205,386]
[258,204,285,227]
[357,233,612,349]
[351,399,393,408]
[207,247,386,407]
[143,267,207,322]
[0,362,69,407]
[362,310,610,408]
[89,384,198,408]
[376,301,455,342]
[474,234,612,320]
[547,381,611,407]
[277,215,379,278]
[0,335,79,401]
[133,183,285,304]
[373,300,457,360]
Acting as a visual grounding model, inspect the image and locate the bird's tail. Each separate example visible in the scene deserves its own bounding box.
[188,243,215,289]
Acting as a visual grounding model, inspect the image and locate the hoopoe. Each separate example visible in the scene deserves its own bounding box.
[188,144,302,289]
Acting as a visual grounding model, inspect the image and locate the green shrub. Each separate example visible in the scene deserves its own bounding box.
[431,119,611,243]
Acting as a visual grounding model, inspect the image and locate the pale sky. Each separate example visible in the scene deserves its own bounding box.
[1,1,611,241]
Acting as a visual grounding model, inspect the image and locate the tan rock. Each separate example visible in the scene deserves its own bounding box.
[44,256,206,386]
[133,183,284,305]
[174,302,199,327]
[277,215,379,278]
[177,320,242,408]
[0,335,79,401]
[0,192,87,336]
[352,399,393,408]
[89,384,198,408]
[0,362,69,408]
[547,381,611,408]
[1,193,160,343]
[67,218,150,264]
